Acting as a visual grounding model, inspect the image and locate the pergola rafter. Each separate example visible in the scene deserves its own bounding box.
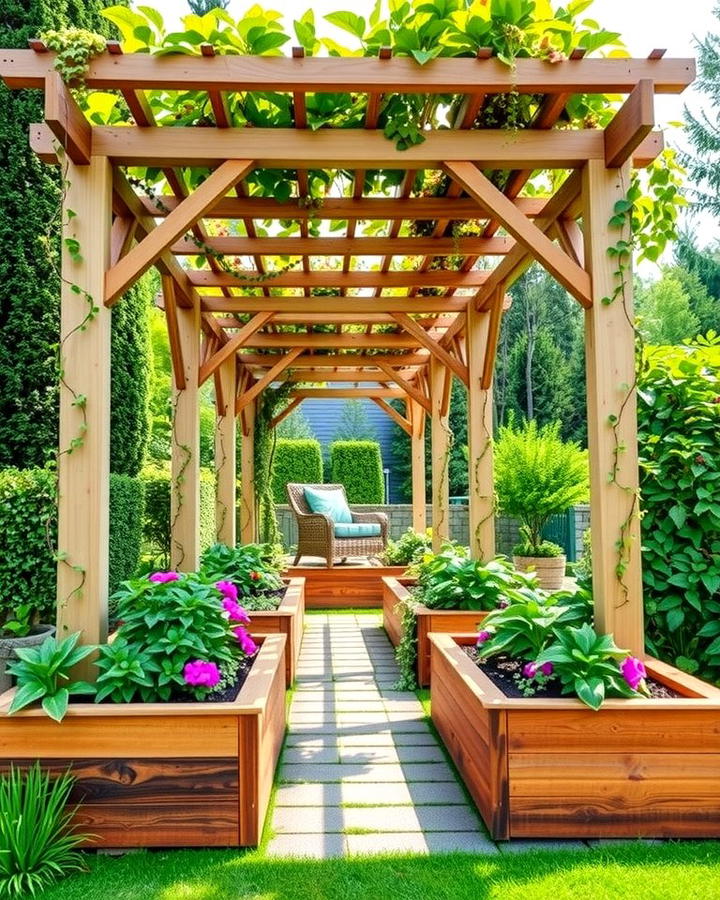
[0,44,695,667]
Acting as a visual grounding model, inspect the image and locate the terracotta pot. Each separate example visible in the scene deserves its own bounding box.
[0,624,56,693]
[513,554,566,590]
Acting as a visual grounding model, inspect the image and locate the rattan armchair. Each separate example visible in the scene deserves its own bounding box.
[286,483,388,568]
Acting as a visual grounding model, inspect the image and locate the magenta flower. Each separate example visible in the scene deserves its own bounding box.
[215,580,238,601]
[183,659,220,688]
[149,571,180,584]
[621,656,647,691]
[539,662,554,676]
[476,630,492,645]
[522,662,538,679]
[222,597,251,624]
[233,626,258,656]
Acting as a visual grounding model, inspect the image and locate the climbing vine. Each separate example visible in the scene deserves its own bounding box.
[394,597,419,691]
[254,383,295,546]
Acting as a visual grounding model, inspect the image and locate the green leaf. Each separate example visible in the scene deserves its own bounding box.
[7,681,47,714]
[324,11,366,39]
[42,689,70,723]
[668,505,687,529]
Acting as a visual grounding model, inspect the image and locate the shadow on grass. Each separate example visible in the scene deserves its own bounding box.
[39,841,720,900]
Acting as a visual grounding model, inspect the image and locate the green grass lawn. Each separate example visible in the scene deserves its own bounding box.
[39,842,720,900]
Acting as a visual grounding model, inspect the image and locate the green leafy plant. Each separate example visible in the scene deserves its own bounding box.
[535,623,641,710]
[199,542,285,608]
[494,418,588,556]
[475,589,568,661]
[382,528,432,567]
[96,572,244,703]
[6,633,96,722]
[420,555,538,612]
[394,597,420,691]
[0,763,92,898]
[512,526,564,559]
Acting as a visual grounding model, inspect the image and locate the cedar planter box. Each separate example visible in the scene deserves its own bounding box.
[430,633,720,840]
[0,634,287,849]
[248,577,304,686]
[383,577,488,687]
[285,564,407,608]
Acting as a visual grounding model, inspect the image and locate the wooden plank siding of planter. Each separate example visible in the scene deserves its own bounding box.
[285,564,407,608]
[0,634,287,849]
[383,577,488,686]
[430,633,720,840]
[247,577,304,686]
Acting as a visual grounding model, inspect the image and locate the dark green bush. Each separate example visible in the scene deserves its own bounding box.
[639,339,720,680]
[330,441,384,503]
[140,465,216,565]
[0,468,57,625]
[272,439,323,502]
[108,474,145,595]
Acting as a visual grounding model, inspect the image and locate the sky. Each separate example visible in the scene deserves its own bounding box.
[145,0,718,249]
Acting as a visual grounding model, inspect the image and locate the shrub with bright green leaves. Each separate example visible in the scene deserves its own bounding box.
[0,762,92,899]
[272,439,323,503]
[418,553,538,612]
[0,468,57,633]
[638,337,720,680]
[382,528,432,567]
[200,542,285,609]
[108,474,145,596]
[494,419,588,555]
[330,440,384,503]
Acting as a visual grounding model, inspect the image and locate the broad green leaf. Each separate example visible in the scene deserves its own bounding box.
[42,689,70,723]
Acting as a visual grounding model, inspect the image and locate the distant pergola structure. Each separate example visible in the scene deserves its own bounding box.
[0,47,694,660]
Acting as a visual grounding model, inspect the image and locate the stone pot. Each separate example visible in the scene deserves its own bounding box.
[0,624,56,694]
[513,554,567,591]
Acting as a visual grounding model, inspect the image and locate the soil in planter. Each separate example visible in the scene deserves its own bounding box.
[76,654,258,706]
[463,647,680,700]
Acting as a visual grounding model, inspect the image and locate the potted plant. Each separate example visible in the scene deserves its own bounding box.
[0,604,56,694]
[494,419,588,590]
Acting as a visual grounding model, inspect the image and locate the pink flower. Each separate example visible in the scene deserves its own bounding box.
[476,630,492,645]
[222,597,250,624]
[621,656,647,691]
[539,662,554,676]
[233,626,257,656]
[149,571,180,584]
[183,660,220,688]
[522,662,538,679]
[215,580,238,601]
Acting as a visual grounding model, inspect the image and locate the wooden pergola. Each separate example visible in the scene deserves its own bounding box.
[0,46,694,664]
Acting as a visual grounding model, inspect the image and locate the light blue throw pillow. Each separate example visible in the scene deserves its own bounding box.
[304,486,353,524]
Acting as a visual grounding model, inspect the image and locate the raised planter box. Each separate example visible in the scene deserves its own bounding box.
[383,577,488,687]
[430,633,720,839]
[248,577,304,686]
[0,633,287,849]
[285,564,407,608]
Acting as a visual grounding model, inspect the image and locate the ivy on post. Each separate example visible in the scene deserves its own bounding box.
[56,154,113,679]
[214,356,237,547]
[430,355,451,552]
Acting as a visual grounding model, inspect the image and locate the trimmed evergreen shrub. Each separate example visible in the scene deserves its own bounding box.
[108,474,145,595]
[272,439,323,502]
[0,468,57,624]
[330,441,384,504]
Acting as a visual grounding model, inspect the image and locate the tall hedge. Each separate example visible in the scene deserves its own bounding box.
[272,439,323,502]
[108,474,145,594]
[0,1,127,469]
[330,441,384,504]
[0,467,57,622]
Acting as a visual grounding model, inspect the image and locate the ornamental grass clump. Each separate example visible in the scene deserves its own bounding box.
[200,542,285,610]
[476,588,648,710]
[494,419,588,557]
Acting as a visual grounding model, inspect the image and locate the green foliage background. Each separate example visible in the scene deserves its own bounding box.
[272,439,323,503]
[330,441,384,504]
[108,474,145,595]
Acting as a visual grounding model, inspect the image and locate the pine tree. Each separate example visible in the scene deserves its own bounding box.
[674,233,720,333]
[682,5,720,215]
[187,0,230,13]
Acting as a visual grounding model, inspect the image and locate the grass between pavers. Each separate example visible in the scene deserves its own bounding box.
[306,609,382,616]
[39,842,720,900]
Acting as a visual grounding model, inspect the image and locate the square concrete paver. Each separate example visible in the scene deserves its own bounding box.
[343,805,421,833]
[345,832,429,855]
[339,745,401,765]
[341,782,413,806]
[282,746,341,764]
[275,783,343,806]
[266,833,345,859]
[273,806,345,834]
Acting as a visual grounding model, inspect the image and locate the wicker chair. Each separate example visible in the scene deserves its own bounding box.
[286,483,388,568]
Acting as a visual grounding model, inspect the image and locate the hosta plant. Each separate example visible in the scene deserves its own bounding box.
[475,589,568,660]
[6,633,96,722]
[420,554,538,612]
[199,542,284,609]
[0,763,92,898]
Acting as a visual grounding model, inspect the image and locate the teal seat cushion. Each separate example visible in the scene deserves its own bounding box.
[334,522,381,538]
[304,486,352,524]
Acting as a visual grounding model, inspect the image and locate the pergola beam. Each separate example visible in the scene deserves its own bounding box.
[392,312,469,386]
[202,297,468,313]
[238,352,429,368]
[372,397,412,436]
[235,348,303,414]
[189,270,489,290]
[198,311,274,385]
[604,79,655,167]
[44,71,91,164]
[290,388,405,400]
[373,358,431,413]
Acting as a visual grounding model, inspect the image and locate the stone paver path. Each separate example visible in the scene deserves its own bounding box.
[266,613,498,858]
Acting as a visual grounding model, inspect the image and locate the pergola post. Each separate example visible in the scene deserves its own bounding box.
[582,158,643,654]
[215,357,237,546]
[410,399,426,533]
[430,356,450,551]
[240,399,256,544]
[466,303,495,561]
[56,156,112,672]
[170,301,200,572]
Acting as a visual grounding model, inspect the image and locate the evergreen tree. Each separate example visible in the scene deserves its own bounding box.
[674,233,720,331]
[332,399,378,442]
[636,272,701,345]
[277,407,315,439]
[682,5,720,215]
[187,0,230,13]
